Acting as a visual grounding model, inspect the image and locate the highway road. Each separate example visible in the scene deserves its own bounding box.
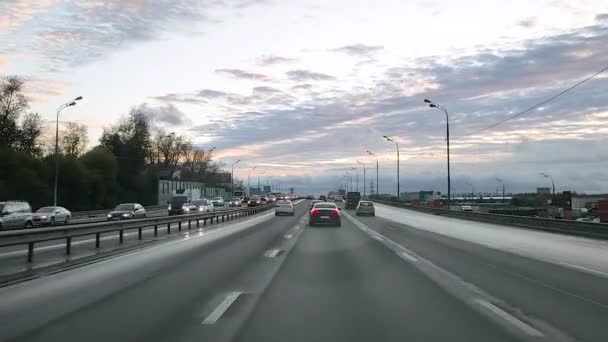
[1,200,607,341]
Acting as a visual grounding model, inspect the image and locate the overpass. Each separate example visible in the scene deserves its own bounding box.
[0,199,606,342]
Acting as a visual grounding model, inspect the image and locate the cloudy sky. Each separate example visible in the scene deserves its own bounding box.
[2,0,608,195]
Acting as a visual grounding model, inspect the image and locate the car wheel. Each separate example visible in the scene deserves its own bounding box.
[25,221,33,229]
[308,222,314,226]
[64,216,71,224]
[336,221,342,227]
[50,217,55,225]
[275,213,279,216]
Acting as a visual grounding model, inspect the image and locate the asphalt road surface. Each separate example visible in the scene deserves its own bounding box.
[1,200,606,342]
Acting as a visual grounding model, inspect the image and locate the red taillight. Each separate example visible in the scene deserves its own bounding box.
[330,210,340,216]
[311,210,320,216]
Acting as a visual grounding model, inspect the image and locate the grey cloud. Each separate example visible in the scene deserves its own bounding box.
[518,17,538,29]
[286,70,335,81]
[140,103,191,126]
[331,44,384,57]
[152,93,206,104]
[198,89,229,98]
[596,13,608,23]
[256,55,297,66]
[216,68,272,81]
[0,0,225,72]
[252,86,280,94]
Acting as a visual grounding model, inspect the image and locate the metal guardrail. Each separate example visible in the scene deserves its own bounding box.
[373,199,608,240]
[0,204,274,263]
[71,205,166,219]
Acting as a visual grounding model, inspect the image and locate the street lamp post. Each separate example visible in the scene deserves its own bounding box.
[54,96,83,206]
[357,160,366,197]
[465,181,474,201]
[424,99,451,208]
[540,173,556,196]
[496,178,505,203]
[231,160,241,197]
[345,171,352,193]
[367,151,379,197]
[248,166,256,197]
[383,136,400,200]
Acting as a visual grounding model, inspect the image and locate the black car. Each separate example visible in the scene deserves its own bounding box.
[168,195,197,216]
[309,202,341,227]
[319,195,327,201]
[345,191,361,209]
[248,196,261,207]
[107,203,146,220]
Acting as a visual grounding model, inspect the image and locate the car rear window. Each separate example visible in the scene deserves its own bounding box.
[314,204,337,209]
[359,202,373,206]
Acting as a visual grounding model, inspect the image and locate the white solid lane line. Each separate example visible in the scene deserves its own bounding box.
[398,251,418,262]
[201,291,242,325]
[559,262,608,279]
[475,299,544,337]
[264,249,282,258]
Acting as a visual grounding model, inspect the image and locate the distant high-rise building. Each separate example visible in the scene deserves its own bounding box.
[537,187,551,194]
[263,185,271,193]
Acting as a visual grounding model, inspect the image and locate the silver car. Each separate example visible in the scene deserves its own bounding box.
[355,201,375,216]
[211,197,225,207]
[193,199,215,213]
[0,201,33,230]
[33,206,71,225]
[275,200,295,216]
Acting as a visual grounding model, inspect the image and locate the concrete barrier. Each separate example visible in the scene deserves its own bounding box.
[373,199,608,240]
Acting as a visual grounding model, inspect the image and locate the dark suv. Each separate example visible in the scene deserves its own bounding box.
[168,195,195,216]
[345,192,361,209]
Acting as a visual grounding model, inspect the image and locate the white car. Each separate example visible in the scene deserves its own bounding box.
[33,206,71,225]
[275,200,295,216]
[211,197,225,207]
[192,199,215,213]
[334,195,344,203]
[460,205,473,212]
[228,197,242,207]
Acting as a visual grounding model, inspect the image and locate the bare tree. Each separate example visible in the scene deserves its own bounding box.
[154,132,191,172]
[61,122,88,156]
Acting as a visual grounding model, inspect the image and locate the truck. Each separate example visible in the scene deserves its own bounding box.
[346,191,361,209]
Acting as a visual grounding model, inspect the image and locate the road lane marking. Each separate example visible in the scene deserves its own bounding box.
[559,262,608,279]
[398,251,418,262]
[264,249,282,258]
[201,291,241,325]
[343,211,575,340]
[475,299,544,337]
[284,234,293,239]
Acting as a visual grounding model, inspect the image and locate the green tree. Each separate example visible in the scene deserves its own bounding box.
[17,112,44,156]
[81,146,119,208]
[0,76,28,149]
[100,107,153,203]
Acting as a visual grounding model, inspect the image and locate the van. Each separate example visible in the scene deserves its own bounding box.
[0,201,33,230]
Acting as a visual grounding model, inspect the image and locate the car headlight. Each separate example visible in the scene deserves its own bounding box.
[122,213,130,217]
[40,215,47,219]
[168,205,171,210]
[183,207,189,212]
[107,214,112,218]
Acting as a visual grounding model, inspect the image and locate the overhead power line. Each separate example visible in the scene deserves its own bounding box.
[463,63,608,137]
